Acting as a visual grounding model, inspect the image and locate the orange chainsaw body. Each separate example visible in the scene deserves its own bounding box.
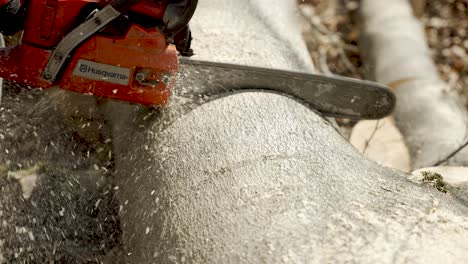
[0,0,185,107]
[60,25,178,106]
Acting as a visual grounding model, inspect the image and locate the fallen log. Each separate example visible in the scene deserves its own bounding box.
[359,0,468,169]
[0,1,467,262]
[103,0,468,262]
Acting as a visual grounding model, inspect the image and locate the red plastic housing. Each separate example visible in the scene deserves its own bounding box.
[0,0,178,106]
[60,25,178,106]
[0,43,53,88]
[131,0,168,18]
[22,0,168,48]
[23,0,101,48]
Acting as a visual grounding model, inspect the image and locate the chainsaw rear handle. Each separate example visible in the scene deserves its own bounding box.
[0,0,25,35]
[163,0,198,39]
[111,0,199,39]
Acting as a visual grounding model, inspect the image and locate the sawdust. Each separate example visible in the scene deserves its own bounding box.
[317,200,468,263]
[0,86,121,262]
[1,1,467,262]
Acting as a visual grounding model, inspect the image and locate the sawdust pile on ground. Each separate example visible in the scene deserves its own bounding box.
[299,0,467,101]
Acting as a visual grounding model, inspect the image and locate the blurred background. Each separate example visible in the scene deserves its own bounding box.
[297,0,467,171]
[297,0,467,101]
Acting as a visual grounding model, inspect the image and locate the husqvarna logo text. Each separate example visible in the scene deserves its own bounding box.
[73,59,131,86]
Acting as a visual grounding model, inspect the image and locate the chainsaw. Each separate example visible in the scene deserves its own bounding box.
[0,0,395,119]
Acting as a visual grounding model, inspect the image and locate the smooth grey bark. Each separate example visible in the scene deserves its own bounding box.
[359,0,468,169]
[0,0,467,263]
[104,0,468,263]
[111,92,468,263]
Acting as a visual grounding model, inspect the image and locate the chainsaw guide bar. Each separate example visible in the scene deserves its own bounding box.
[177,59,396,119]
[0,0,395,120]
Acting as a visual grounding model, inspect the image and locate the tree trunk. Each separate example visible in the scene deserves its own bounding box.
[1,1,467,263]
[104,0,468,262]
[359,0,468,169]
